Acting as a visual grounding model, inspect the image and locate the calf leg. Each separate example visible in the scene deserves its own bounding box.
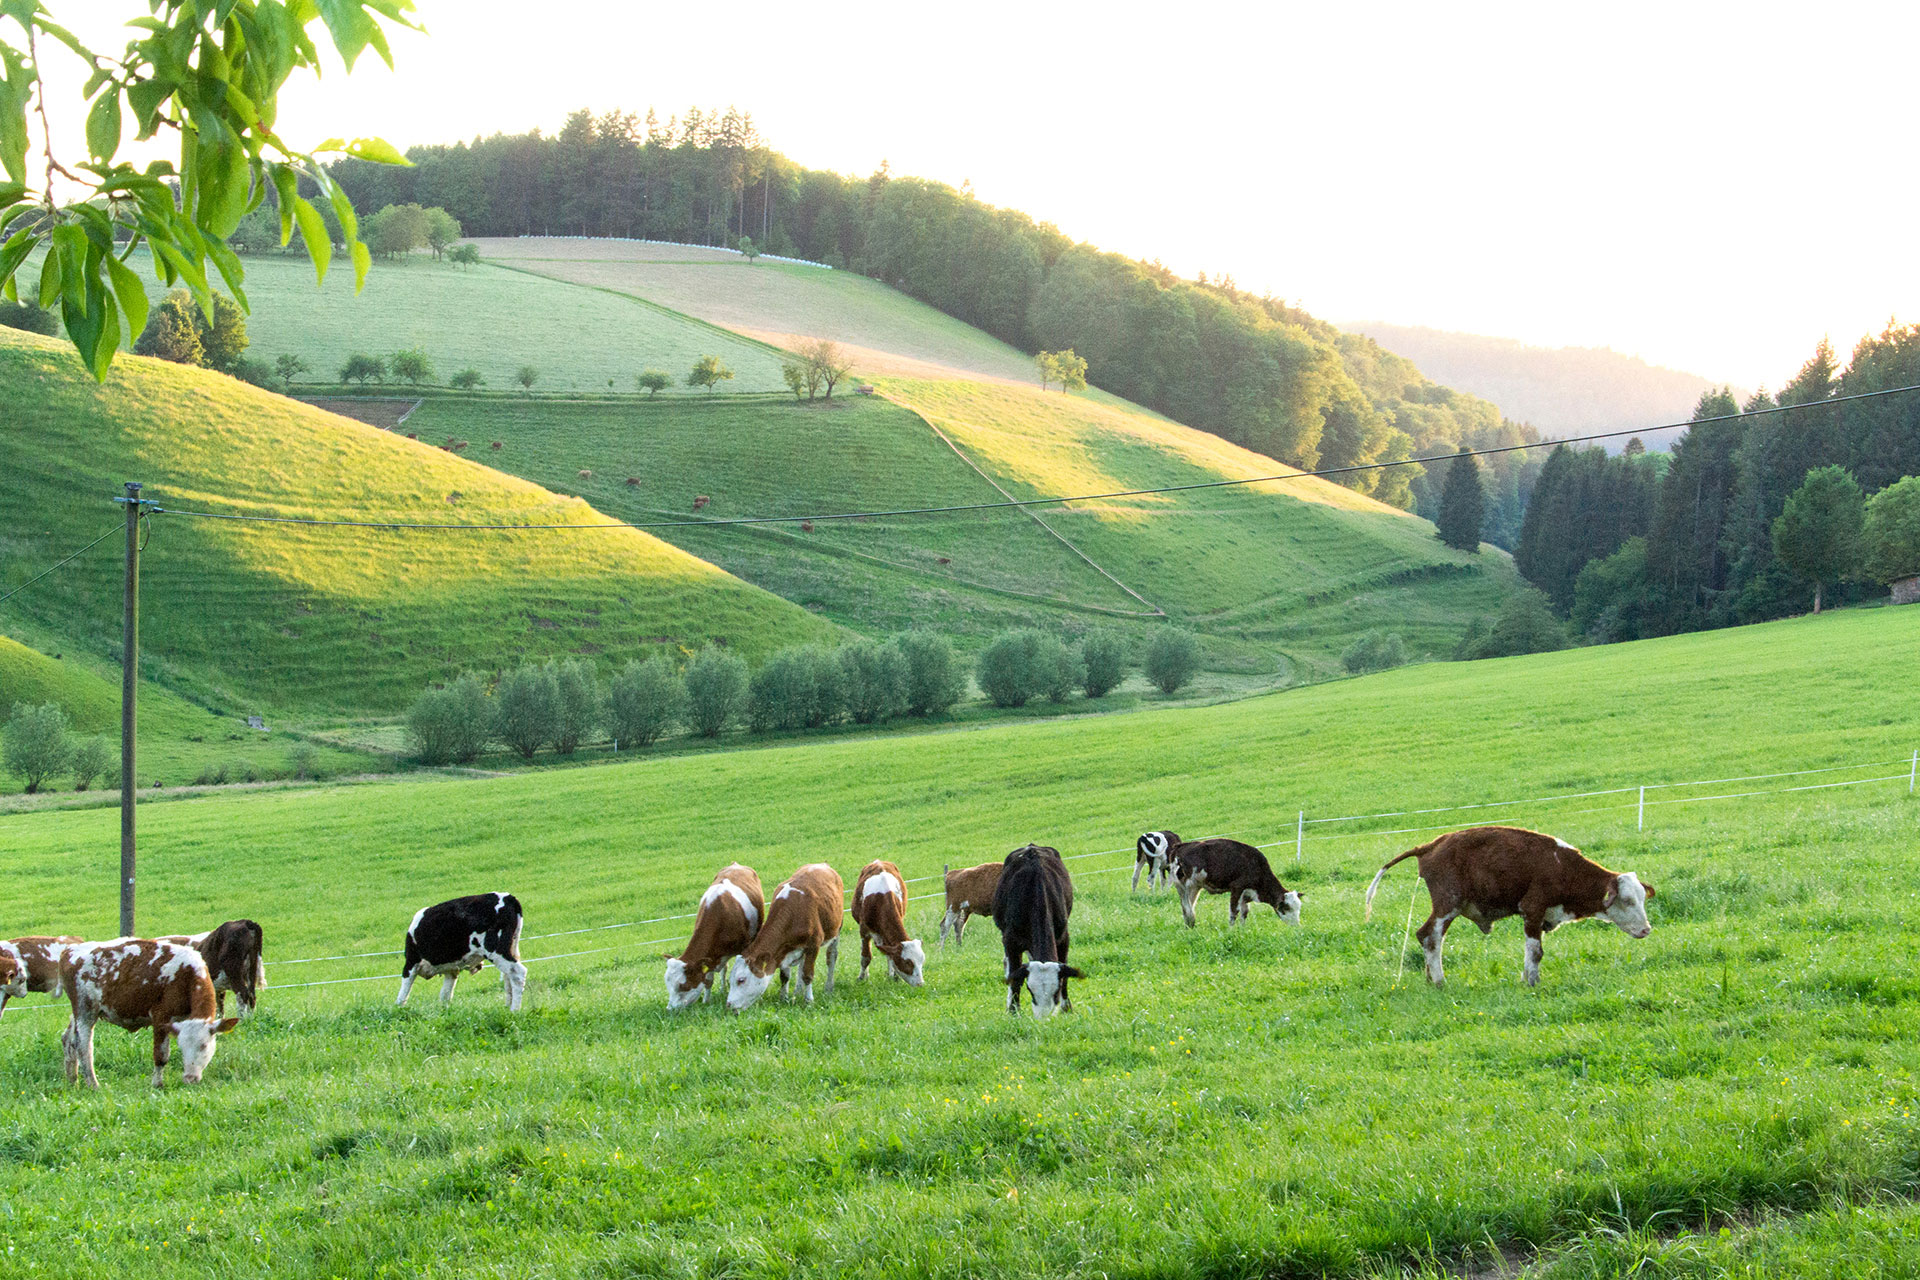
[1177,876,1203,928]
[1523,922,1545,987]
[1132,858,1146,892]
[1415,911,1457,985]
[823,935,840,995]
[152,1025,172,1088]
[76,1019,99,1090]
[939,907,954,946]
[490,953,527,1012]
[396,969,418,1006]
[440,973,460,1003]
[954,910,969,947]
[797,948,817,1005]
[61,1020,79,1084]
[859,928,873,980]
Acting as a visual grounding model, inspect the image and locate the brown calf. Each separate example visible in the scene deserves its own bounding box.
[853,860,926,986]
[1364,825,1656,986]
[60,939,239,1088]
[727,863,843,1009]
[1169,838,1303,928]
[666,864,765,1010]
[939,862,1002,947]
[156,919,267,1017]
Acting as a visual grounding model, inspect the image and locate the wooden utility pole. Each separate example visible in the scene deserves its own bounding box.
[117,481,146,935]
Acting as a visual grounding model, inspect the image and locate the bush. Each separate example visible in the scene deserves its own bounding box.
[1458,588,1568,660]
[0,299,58,335]
[1863,474,1920,584]
[408,674,494,765]
[447,243,482,268]
[1341,630,1408,674]
[749,646,846,732]
[286,741,321,780]
[230,357,277,389]
[70,736,112,791]
[1036,633,1081,704]
[515,365,539,391]
[3,702,71,793]
[894,631,967,717]
[450,367,484,391]
[1143,629,1200,695]
[340,353,387,385]
[684,647,748,737]
[1078,628,1128,697]
[390,348,436,386]
[606,656,686,748]
[977,629,1054,708]
[839,640,909,724]
[549,658,602,755]
[492,664,559,760]
[192,762,230,787]
[636,369,671,396]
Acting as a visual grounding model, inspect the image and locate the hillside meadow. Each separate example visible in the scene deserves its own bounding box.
[0,607,1914,1277]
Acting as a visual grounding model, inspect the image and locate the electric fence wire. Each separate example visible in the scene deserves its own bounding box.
[0,521,124,607]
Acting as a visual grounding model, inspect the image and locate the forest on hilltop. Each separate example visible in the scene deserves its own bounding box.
[325,107,1547,546]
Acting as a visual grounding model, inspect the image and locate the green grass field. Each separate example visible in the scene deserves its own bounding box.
[470,238,1043,384]
[0,328,838,725]
[0,606,1913,1277]
[201,250,792,394]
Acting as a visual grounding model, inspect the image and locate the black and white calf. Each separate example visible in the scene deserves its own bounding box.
[1133,830,1178,891]
[397,893,527,1011]
[990,844,1083,1018]
[1170,838,1303,928]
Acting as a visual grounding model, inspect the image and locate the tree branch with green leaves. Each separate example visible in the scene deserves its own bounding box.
[0,0,417,379]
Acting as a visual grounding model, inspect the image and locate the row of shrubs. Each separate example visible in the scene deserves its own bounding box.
[2,704,113,794]
[407,626,1207,763]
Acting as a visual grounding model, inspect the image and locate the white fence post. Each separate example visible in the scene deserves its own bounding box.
[1910,749,1917,795]
[1296,810,1304,864]
[1637,785,1646,831]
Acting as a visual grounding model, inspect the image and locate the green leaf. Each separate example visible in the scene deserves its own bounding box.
[104,252,149,338]
[37,238,63,308]
[0,226,34,291]
[270,166,298,244]
[149,236,212,315]
[206,236,249,310]
[84,90,123,160]
[343,136,406,165]
[349,238,370,292]
[291,195,331,283]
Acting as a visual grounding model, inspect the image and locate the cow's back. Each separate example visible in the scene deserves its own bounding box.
[1425,827,1573,908]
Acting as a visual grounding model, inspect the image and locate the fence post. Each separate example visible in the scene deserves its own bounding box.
[1910,749,1917,795]
[1296,810,1304,864]
[1637,785,1646,832]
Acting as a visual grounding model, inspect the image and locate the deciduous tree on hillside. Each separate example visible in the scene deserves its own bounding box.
[1771,465,1863,613]
[424,208,463,259]
[0,1,412,378]
[1862,474,1920,588]
[688,354,735,393]
[636,369,671,396]
[799,339,850,399]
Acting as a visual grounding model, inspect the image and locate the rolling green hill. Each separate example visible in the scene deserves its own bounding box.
[0,607,1911,1277]
[0,327,839,722]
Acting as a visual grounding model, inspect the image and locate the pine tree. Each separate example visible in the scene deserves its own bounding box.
[1436,451,1485,552]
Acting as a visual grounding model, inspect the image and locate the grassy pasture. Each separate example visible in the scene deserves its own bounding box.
[199,250,791,394]
[0,608,1914,1277]
[0,328,838,725]
[470,237,1044,384]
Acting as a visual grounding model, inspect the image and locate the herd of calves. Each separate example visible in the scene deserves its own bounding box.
[0,825,1656,1090]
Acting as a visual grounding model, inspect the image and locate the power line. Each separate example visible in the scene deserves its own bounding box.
[123,380,1920,534]
[0,522,124,607]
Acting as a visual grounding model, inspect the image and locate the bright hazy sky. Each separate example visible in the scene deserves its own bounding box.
[45,2,1920,389]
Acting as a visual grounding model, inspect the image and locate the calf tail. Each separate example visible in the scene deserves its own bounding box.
[250,922,268,990]
[1364,841,1436,922]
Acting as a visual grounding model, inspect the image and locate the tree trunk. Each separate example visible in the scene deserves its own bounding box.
[1813,583,1823,614]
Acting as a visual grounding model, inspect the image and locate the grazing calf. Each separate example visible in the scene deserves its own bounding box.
[991,844,1083,1018]
[4,936,83,1001]
[1169,838,1303,928]
[1364,825,1656,986]
[939,862,1001,947]
[666,864,765,1010]
[156,920,266,1017]
[853,860,926,986]
[1134,831,1178,892]
[727,863,843,1010]
[60,939,238,1088]
[398,893,527,1011]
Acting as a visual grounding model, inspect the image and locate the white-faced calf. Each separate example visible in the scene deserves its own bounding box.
[0,949,21,1015]
[1169,838,1303,928]
[398,892,527,1011]
[727,863,844,1010]
[991,844,1083,1018]
[156,919,266,1017]
[939,862,1001,947]
[59,939,239,1088]
[1364,825,1655,986]
[1134,831,1178,892]
[666,864,765,1010]
[853,860,926,986]
[4,935,83,1005]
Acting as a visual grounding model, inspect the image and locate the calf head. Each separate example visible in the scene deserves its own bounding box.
[1271,888,1304,926]
[725,954,777,1011]
[1011,961,1085,1019]
[174,1015,241,1083]
[882,939,926,987]
[1601,873,1655,938]
[0,951,22,1012]
[663,957,708,1011]
[1137,831,1178,863]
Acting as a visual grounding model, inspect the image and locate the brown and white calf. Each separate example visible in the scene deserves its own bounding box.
[1169,838,1303,928]
[939,862,1001,947]
[666,864,765,1010]
[853,860,926,986]
[156,919,266,1017]
[59,939,239,1088]
[0,950,20,1015]
[1,936,83,1013]
[1364,825,1655,986]
[1134,831,1178,891]
[727,863,843,1010]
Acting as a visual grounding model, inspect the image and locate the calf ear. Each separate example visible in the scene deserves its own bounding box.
[1059,966,1086,980]
[215,1017,240,1035]
[1010,963,1029,987]
[1642,882,1656,901]
[1602,879,1620,908]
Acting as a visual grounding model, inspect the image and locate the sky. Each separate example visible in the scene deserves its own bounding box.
[38,1,1919,389]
